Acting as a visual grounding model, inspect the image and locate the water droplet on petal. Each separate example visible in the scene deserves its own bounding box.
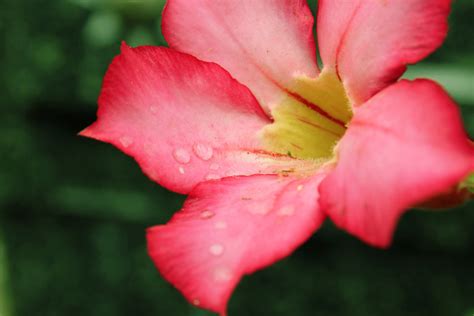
[277,206,295,216]
[120,136,133,148]
[214,267,232,282]
[173,148,191,164]
[143,142,154,156]
[200,210,215,219]
[248,208,270,215]
[297,184,304,191]
[192,299,200,306]
[225,170,237,177]
[209,244,224,256]
[210,163,219,170]
[214,221,227,230]
[149,105,158,114]
[206,174,220,181]
[193,143,213,161]
[178,166,185,174]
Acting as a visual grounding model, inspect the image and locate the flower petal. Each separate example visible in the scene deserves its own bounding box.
[147,173,326,315]
[80,44,275,194]
[162,0,319,111]
[319,79,474,248]
[317,0,451,105]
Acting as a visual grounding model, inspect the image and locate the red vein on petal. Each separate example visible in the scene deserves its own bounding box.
[296,117,342,138]
[334,1,363,81]
[290,143,303,150]
[284,89,346,127]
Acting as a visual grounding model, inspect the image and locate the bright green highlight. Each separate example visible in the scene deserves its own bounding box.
[261,69,352,160]
[460,172,474,193]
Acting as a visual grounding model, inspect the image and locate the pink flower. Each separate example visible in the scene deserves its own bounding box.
[81,0,474,314]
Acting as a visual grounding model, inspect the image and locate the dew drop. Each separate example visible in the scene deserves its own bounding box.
[214,221,227,230]
[277,206,295,217]
[143,142,153,156]
[193,143,213,161]
[248,208,270,215]
[297,184,304,191]
[173,148,191,164]
[214,267,232,282]
[192,299,200,306]
[200,210,215,219]
[119,136,133,148]
[178,166,185,174]
[210,163,219,171]
[149,105,158,114]
[206,174,220,181]
[209,244,224,256]
[225,170,237,177]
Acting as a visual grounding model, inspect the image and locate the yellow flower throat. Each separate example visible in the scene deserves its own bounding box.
[262,69,353,161]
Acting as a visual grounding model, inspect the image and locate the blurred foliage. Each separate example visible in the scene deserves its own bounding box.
[0,226,12,316]
[0,0,473,315]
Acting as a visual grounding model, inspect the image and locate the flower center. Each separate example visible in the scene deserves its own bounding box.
[261,69,352,161]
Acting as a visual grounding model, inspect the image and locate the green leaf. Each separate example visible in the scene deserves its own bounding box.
[460,173,474,193]
[404,64,474,104]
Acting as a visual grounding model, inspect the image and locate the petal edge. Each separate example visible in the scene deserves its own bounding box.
[147,174,326,314]
[320,79,474,247]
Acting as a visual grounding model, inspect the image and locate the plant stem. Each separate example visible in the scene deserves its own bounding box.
[0,223,12,316]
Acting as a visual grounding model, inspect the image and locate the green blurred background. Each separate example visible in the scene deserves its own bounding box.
[1,0,473,315]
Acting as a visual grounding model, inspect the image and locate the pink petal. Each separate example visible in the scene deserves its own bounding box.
[319,79,474,248]
[80,44,276,194]
[162,0,319,111]
[317,0,451,105]
[147,173,326,315]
